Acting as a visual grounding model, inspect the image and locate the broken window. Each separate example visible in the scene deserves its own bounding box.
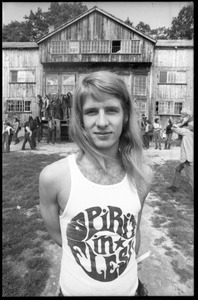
[112,40,121,53]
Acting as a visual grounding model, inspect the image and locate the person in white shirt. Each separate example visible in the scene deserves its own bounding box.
[2,121,13,153]
[167,121,193,195]
[153,118,162,150]
[39,71,153,296]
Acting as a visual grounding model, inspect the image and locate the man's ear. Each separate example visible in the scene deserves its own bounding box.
[124,113,129,124]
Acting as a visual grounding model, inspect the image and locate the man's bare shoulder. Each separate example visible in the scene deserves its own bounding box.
[39,156,70,186]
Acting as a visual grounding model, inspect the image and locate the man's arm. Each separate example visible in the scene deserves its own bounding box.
[135,165,153,255]
[39,166,62,247]
[171,126,189,136]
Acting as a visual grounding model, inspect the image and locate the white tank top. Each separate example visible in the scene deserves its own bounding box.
[59,154,141,296]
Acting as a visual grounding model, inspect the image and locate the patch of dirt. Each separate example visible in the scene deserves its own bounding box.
[138,196,193,296]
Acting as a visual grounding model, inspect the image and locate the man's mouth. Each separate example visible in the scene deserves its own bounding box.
[95,132,112,135]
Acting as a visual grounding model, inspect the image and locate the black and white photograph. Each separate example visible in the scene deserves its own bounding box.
[2,1,194,297]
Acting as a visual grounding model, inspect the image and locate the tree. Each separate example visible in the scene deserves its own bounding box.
[2,21,30,42]
[125,17,133,27]
[23,8,49,41]
[168,3,194,39]
[135,21,151,35]
[3,2,88,42]
[45,2,88,29]
[150,27,170,40]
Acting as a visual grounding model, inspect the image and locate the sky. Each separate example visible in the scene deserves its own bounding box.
[2,1,191,29]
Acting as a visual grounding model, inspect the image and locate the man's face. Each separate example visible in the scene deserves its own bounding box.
[82,96,125,156]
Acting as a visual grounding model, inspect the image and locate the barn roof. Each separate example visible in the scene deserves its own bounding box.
[156,39,193,48]
[2,42,39,49]
[36,6,156,44]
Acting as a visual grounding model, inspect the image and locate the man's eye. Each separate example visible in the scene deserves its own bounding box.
[106,108,119,114]
[84,109,98,115]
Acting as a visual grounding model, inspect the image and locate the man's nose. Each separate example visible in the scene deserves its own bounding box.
[96,111,109,127]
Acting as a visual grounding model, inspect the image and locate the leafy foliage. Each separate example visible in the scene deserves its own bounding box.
[125,17,133,27]
[3,2,88,42]
[124,3,193,40]
[168,3,194,39]
[2,21,31,42]
[136,21,151,35]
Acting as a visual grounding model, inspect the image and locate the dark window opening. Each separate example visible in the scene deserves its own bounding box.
[155,101,159,115]
[112,41,121,53]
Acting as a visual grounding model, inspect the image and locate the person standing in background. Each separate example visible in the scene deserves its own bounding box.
[35,116,42,145]
[144,120,151,149]
[167,121,193,196]
[13,117,20,144]
[153,118,162,150]
[164,118,173,150]
[21,120,34,150]
[47,115,56,145]
[2,121,13,153]
[29,115,37,149]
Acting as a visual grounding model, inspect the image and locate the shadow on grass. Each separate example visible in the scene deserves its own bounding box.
[2,152,64,296]
[148,159,194,283]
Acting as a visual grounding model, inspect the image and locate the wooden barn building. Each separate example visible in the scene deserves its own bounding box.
[3,6,193,140]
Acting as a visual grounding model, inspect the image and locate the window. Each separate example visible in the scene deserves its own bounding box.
[159,71,186,84]
[131,40,140,54]
[51,41,68,54]
[51,41,80,54]
[10,70,35,83]
[7,100,31,112]
[46,74,58,94]
[112,40,121,53]
[81,40,110,53]
[24,101,31,112]
[69,41,79,53]
[61,74,76,94]
[121,40,140,54]
[156,101,183,115]
[174,102,183,114]
[134,76,147,96]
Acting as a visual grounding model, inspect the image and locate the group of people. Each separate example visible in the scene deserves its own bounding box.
[37,92,73,121]
[2,114,57,152]
[139,114,186,150]
[22,115,57,150]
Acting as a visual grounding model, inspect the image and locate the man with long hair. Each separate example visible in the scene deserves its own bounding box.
[39,71,153,296]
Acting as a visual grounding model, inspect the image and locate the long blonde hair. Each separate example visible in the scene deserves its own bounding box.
[69,71,152,189]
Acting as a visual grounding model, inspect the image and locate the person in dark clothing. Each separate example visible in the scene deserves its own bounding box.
[35,116,42,144]
[144,120,152,149]
[164,118,173,149]
[47,116,56,144]
[37,95,43,119]
[29,116,37,148]
[22,121,34,150]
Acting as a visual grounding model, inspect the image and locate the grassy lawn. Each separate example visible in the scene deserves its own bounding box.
[2,152,63,297]
[3,151,194,296]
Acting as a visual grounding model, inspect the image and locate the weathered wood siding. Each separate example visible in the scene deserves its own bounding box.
[151,47,193,125]
[3,48,42,124]
[39,11,154,63]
